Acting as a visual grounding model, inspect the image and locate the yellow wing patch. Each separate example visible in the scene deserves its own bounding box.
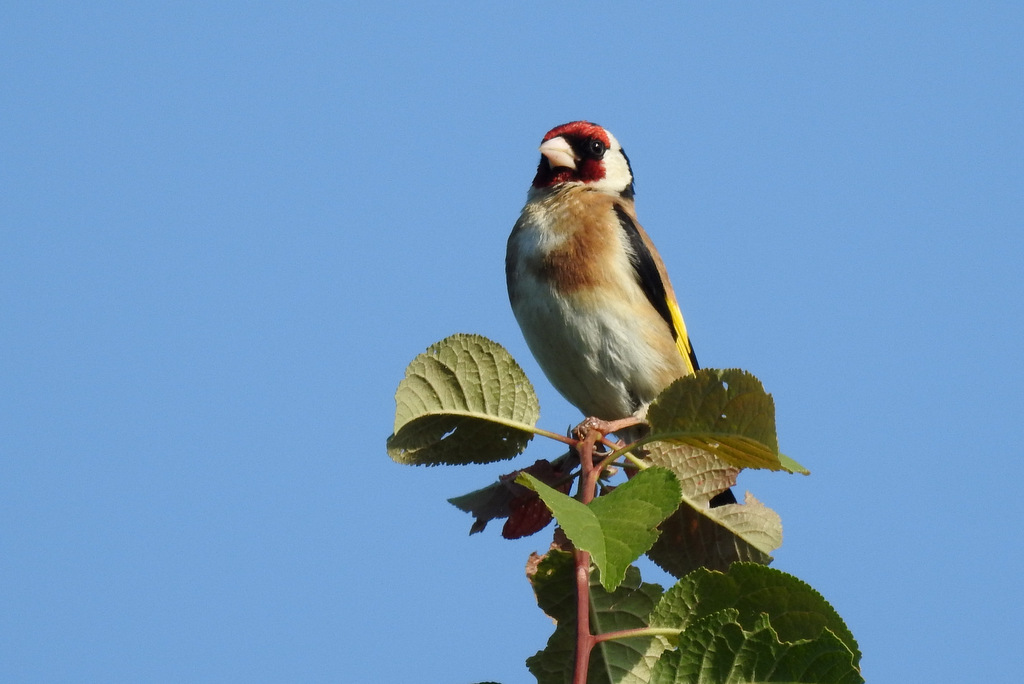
[667,298,699,375]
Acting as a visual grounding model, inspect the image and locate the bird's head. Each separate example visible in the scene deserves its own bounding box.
[531,121,635,199]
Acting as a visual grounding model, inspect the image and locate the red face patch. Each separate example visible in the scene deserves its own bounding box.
[534,121,611,188]
[541,121,611,147]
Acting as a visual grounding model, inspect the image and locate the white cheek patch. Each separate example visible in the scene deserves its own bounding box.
[591,131,633,195]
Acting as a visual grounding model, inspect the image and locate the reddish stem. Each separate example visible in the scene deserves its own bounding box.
[573,548,594,684]
[572,428,602,684]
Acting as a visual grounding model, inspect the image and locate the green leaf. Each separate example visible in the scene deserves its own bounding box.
[386,334,540,465]
[649,563,861,668]
[518,467,682,591]
[528,550,667,684]
[648,491,781,576]
[643,442,782,575]
[650,612,862,684]
[646,369,784,471]
[643,442,738,507]
[779,452,811,475]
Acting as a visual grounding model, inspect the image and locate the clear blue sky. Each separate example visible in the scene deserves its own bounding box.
[2,3,1022,682]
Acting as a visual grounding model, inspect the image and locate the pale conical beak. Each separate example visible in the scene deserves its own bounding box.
[539,136,576,170]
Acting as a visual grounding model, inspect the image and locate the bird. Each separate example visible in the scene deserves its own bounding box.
[505,121,700,445]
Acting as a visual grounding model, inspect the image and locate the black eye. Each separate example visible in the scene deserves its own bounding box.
[586,139,606,159]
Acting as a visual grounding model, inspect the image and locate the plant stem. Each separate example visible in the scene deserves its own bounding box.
[531,426,578,446]
[573,547,593,684]
[572,428,601,684]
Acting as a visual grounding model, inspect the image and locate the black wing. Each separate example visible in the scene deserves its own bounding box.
[614,205,676,338]
[614,204,699,370]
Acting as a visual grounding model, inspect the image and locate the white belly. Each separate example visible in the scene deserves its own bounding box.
[510,274,673,421]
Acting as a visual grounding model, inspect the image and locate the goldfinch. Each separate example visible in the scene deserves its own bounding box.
[506,121,699,439]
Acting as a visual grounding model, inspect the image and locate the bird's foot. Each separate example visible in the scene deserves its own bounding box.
[571,415,642,443]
